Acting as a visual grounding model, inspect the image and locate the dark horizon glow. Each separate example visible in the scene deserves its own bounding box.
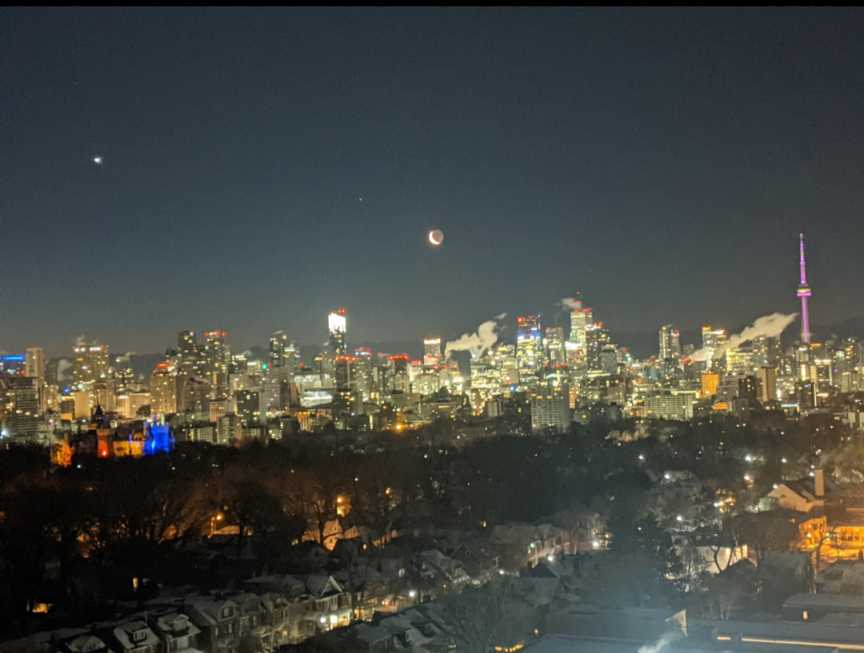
[3,7,864,357]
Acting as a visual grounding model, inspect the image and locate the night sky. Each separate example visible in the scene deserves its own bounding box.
[3,7,864,357]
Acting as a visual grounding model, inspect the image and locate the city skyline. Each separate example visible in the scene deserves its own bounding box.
[0,233,832,361]
[4,8,864,355]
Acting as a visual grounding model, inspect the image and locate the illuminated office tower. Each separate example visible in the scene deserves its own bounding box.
[599,345,618,374]
[516,316,542,370]
[263,364,293,413]
[424,338,442,366]
[798,233,812,344]
[545,327,566,367]
[796,344,812,384]
[749,336,770,369]
[813,352,832,404]
[700,327,727,370]
[73,342,110,386]
[702,372,719,397]
[0,355,26,375]
[701,327,727,351]
[150,363,177,415]
[269,331,292,368]
[25,347,44,384]
[329,310,347,357]
[335,356,358,391]
[659,325,681,361]
[725,346,753,376]
[113,355,135,392]
[93,380,117,412]
[569,307,593,348]
[584,323,610,372]
[388,355,410,393]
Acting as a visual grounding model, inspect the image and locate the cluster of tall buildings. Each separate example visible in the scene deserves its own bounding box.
[2,235,862,444]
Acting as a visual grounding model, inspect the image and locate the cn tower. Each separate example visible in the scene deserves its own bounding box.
[797,233,811,344]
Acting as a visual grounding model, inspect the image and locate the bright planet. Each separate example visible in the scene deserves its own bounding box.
[428,229,444,246]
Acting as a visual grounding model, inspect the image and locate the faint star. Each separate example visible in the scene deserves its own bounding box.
[93,156,103,164]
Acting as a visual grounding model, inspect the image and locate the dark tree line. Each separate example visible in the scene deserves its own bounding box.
[0,411,847,637]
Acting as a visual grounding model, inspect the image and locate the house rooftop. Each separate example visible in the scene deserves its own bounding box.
[784,593,864,609]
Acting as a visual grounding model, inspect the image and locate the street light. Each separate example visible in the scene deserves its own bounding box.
[210,513,223,536]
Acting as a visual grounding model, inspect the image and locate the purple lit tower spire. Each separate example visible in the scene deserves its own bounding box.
[797,233,811,344]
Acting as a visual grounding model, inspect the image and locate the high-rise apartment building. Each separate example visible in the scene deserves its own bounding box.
[236,389,262,426]
[6,377,39,439]
[178,376,211,418]
[756,367,777,403]
[178,331,198,358]
[530,383,571,433]
[73,342,110,386]
[25,347,44,383]
[203,331,230,388]
[643,390,696,420]
[150,363,177,415]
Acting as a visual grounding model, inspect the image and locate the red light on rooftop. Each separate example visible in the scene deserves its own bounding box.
[337,308,346,314]
[518,317,524,323]
[411,360,422,365]
[157,362,169,369]
[388,354,409,361]
[222,332,227,337]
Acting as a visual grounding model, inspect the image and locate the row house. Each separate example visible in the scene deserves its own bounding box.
[7,614,199,653]
[489,523,571,568]
[148,612,201,653]
[186,598,242,653]
[240,574,352,643]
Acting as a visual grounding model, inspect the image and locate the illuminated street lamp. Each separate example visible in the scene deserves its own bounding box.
[210,513,223,536]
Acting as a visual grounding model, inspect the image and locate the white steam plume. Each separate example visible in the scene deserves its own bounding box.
[445,314,507,358]
[638,632,679,653]
[559,297,582,311]
[57,359,73,382]
[74,334,86,346]
[690,312,797,362]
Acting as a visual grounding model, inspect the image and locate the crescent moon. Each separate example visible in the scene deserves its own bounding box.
[428,230,443,245]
